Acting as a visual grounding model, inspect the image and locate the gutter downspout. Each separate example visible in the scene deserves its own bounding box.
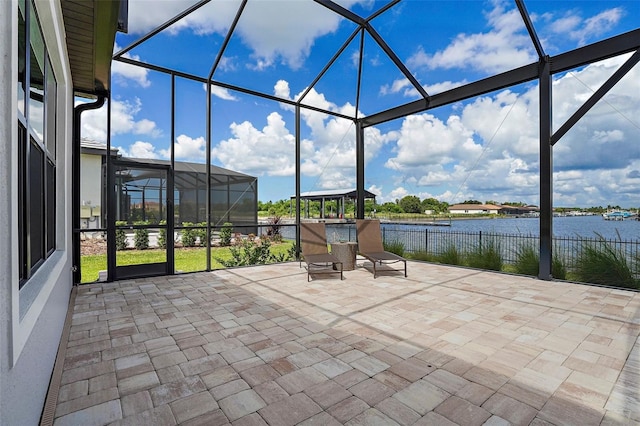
[72,95,106,284]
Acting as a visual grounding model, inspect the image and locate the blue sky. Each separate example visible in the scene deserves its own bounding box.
[81,0,640,207]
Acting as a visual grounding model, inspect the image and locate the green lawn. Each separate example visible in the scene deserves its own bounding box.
[81,242,295,284]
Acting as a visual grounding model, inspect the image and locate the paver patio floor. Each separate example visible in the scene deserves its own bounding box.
[50,261,640,425]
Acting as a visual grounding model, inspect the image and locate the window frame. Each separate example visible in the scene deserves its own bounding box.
[17,0,58,289]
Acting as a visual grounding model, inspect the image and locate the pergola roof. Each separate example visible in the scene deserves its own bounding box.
[293,189,377,202]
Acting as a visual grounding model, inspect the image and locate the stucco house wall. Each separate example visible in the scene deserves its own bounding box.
[80,151,104,228]
[448,204,502,215]
[0,2,75,424]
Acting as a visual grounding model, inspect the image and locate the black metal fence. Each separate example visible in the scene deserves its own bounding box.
[380,227,640,274]
[279,222,640,275]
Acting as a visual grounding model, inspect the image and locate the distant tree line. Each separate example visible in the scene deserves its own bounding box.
[258,197,630,218]
[258,195,452,217]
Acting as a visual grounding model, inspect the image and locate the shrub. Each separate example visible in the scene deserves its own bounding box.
[574,234,638,289]
[265,216,283,242]
[157,220,167,249]
[196,222,208,246]
[514,242,566,279]
[134,221,150,250]
[514,243,539,276]
[383,239,405,257]
[436,245,462,266]
[181,222,197,247]
[408,251,434,262]
[286,243,297,262]
[466,239,502,271]
[215,238,294,267]
[115,221,128,250]
[220,222,233,246]
[552,255,567,280]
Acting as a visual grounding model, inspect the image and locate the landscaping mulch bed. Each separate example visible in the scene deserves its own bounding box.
[80,238,108,256]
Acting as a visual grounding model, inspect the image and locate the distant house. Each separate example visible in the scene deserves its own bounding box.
[499,204,540,216]
[448,203,540,216]
[448,204,502,215]
[80,139,118,229]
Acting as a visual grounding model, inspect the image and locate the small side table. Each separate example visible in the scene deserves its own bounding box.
[331,241,358,271]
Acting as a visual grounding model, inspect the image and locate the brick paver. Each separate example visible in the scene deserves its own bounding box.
[258,393,322,425]
[51,262,640,425]
[218,389,265,421]
[304,380,352,409]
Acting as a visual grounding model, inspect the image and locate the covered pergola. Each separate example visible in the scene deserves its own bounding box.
[293,189,377,219]
[76,0,640,281]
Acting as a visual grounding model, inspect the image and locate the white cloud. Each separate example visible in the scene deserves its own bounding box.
[380,78,470,98]
[407,1,535,74]
[80,98,161,142]
[210,80,393,189]
[274,80,291,99]
[126,0,237,36]
[126,0,371,71]
[387,187,409,201]
[350,50,361,68]
[159,135,206,161]
[204,83,238,101]
[233,1,362,70]
[593,129,624,143]
[116,135,206,162]
[552,53,640,174]
[379,78,411,96]
[112,44,151,88]
[385,113,482,170]
[569,8,624,46]
[377,50,640,206]
[213,112,298,177]
[425,80,471,96]
[118,141,159,159]
[405,2,624,76]
[134,118,158,135]
[460,89,538,158]
[538,7,625,53]
[547,14,582,35]
[367,185,382,197]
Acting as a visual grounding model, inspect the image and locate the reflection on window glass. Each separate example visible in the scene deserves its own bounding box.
[18,0,26,116]
[45,56,56,157]
[18,125,26,285]
[47,159,55,254]
[29,140,44,268]
[29,4,44,140]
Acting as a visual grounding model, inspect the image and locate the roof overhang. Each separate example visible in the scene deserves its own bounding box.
[61,0,127,98]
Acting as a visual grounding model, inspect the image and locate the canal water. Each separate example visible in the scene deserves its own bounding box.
[433,215,640,240]
[324,215,639,242]
[278,215,640,243]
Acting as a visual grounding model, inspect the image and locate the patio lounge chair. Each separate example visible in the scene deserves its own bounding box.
[356,219,407,278]
[300,222,343,281]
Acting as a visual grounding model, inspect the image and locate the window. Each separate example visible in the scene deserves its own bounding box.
[18,1,57,288]
[28,1,44,139]
[17,0,26,115]
[29,140,44,269]
[45,56,56,157]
